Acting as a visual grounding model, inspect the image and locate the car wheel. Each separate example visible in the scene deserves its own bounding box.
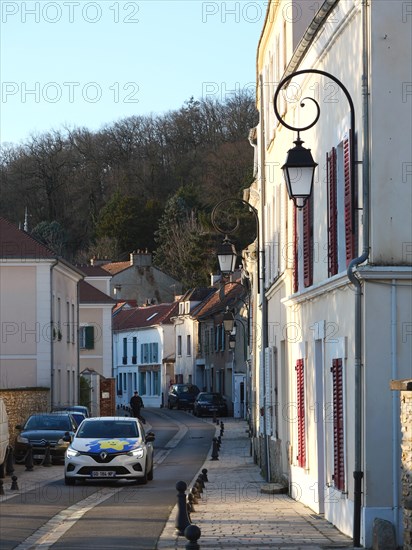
[147,461,154,481]
[137,469,148,485]
[65,476,76,486]
[167,400,172,409]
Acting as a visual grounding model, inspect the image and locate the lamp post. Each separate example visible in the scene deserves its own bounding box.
[211,198,271,483]
[273,69,363,548]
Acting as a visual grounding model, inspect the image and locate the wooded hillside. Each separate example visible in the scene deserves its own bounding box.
[0,92,258,289]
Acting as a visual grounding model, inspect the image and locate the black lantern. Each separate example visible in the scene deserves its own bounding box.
[282,136,317,209]
[217,236,237,275]
[223,308,235,334]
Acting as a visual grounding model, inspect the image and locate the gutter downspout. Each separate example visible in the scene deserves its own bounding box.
[346,1,370,546]
[259,74,270,482]
[391,280,401,542]
[50,260,58,408]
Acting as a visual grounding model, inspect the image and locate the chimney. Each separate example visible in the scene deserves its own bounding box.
[211,274,222,287]
[130,249,152,267]
[90,257,111,267]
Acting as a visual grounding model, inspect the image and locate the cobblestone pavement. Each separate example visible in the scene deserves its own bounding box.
[156,417,356,550]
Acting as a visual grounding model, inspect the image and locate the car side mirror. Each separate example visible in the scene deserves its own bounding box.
[63,431,72,442]
[145,432,155,443]
[15,424,22,430]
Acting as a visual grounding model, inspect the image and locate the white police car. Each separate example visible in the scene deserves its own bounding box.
[64,416,155,485]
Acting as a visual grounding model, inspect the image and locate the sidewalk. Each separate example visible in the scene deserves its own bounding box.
[157,417,355,550]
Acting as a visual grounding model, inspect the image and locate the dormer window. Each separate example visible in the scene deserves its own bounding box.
[184,302,190,314]
[179,303,185,315]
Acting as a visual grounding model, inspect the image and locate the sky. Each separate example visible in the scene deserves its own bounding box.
[0,0,266,146]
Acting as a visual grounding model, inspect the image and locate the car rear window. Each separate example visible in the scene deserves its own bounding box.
[25,415,72,431]
[77,420,139,439]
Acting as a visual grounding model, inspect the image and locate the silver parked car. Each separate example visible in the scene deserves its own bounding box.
[64,416,155,485]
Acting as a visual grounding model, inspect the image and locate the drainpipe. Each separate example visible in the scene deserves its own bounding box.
[391,280,401,541]
[50,260,58,408]
[346,1,370,546]
[259,74,270,482]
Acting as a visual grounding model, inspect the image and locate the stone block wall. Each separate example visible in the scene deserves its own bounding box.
[0,388,50,447]
[100,378,116,416]
[390,378,412,550]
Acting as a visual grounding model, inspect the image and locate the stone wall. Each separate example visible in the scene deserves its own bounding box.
[0,388,50,447]
[390,379,412,550]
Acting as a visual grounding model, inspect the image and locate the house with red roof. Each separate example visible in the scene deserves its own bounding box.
[0,217,84,416]
[112,301,178,408]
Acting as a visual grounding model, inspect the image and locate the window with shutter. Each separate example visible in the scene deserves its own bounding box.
[293,206,299,293]
[344,131,355,266]
[132,337,137,364]
[327,148,338,276]
[122,337,127,364]
[303,196,313,287]
[331,358,345,491]
[296,359,306,468]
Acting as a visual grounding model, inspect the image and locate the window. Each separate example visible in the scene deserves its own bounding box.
[303,196,313,288]
[187,335,191,356]
[66,301,70,342]
[132,337,137,364]
[80,326,94,350]
[332,358,345,491]
[140,342,159,363]
[71,304,75,343]
[117,373,122,395]
[177,335,182,356]
[296,359,306,468]
[293,207,299,293]
[327,131,357,276]
[122,337,128,364]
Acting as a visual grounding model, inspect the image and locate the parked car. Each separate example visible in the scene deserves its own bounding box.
[51,410,86,428]
[14,413,77,464]
[52,405,90,417]
[193,392,228,417]
[0,398,10,477]
[167,384,200,410]
[64,416,155,486]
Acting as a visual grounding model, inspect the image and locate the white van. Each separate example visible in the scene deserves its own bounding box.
[0,398,10,476]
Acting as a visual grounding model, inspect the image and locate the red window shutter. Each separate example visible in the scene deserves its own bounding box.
[293,206,298,293]
[303,196,313,287]
[332,358,345,491]
[327,148,338,276]
[344,132,355,266]
[296,359,306,468]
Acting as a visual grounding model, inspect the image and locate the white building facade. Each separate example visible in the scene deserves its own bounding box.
[253,1,412,547]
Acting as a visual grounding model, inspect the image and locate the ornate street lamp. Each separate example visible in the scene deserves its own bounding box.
[222,308,235,334]
[282,135,318,209]
[274,68,362,548]
[217,237,238,275]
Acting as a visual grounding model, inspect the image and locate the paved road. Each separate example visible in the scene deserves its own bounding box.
[0,409,215,550]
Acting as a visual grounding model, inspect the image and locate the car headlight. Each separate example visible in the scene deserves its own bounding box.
[66,447,80,458]
[127,447,144,459]
[17,435,29,444]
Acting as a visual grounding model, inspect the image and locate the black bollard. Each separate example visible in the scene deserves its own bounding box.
[196,474,205,490]
[191,485,199,504]
[220,421,224,436]
[25,445,34,471]
[0,479,4,495]
[175,481,191,536]
[212,411,217,424]
[184,524,201,550]
[43,443,52,467]
[187,492,196,514]
[6,446,14,475]
[217,435,222,449]
[210,437,219,460]
[201,468,209,482]
[10,475,18,490]
[195,477,203,494]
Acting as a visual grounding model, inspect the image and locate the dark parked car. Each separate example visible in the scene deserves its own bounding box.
[167,384,200,410]
[52,410,86,428]
[193,392,228,417]
[52,405,90,417]
[14,413,77,464]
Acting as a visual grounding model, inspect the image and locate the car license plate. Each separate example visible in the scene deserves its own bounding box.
[209,407,218,411]
[91,471,116,478]
[33,454,44,460]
